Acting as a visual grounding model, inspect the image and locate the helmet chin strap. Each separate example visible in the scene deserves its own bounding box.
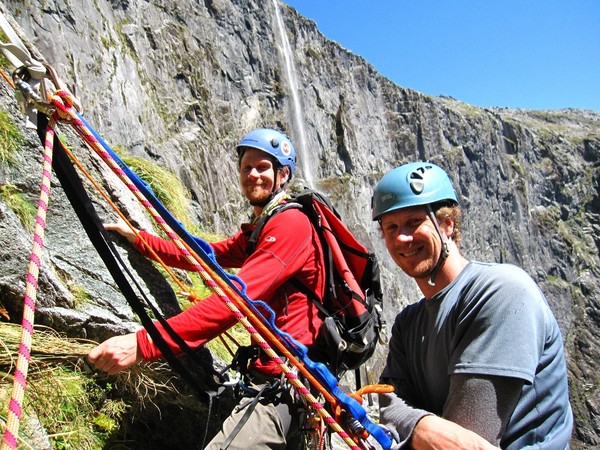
[427,204,450,286]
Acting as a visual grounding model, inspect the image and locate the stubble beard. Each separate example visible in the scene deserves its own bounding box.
[397,252,439,281]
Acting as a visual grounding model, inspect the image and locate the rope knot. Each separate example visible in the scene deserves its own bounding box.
[54,89,80,110]
[50,90,77,122]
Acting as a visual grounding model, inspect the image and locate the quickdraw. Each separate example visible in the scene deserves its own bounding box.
[0,18,393,450]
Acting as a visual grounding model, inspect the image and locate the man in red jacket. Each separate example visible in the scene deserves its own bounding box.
[88,128,326,449]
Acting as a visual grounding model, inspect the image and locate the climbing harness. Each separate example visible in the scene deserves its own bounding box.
[0,18,393,450]
[224,373,287,450]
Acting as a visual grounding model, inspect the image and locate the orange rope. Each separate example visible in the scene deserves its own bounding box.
[46,91,361,449]
[349,384,395,404]
[55,138,261,361]
[56,139,191,296]
[57,136,240,362]
[0,68,15,89]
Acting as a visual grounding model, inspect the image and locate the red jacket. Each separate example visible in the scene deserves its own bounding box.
[135,207,326,375]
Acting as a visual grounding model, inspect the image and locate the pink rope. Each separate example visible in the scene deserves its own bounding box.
[1,120,56,450]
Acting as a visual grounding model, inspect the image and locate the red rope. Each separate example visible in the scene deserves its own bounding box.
[47,90,361,449]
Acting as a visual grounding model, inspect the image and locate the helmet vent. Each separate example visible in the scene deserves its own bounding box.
[270,138,279,148]
[408,169,426,195]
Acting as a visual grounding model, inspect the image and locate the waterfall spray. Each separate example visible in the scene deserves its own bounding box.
[272,0,314,188]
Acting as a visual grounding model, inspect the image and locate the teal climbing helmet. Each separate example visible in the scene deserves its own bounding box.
[236,128,297,177]
[372,162,458,221]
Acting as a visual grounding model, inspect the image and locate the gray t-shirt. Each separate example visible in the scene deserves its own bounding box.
[380,261,573,449]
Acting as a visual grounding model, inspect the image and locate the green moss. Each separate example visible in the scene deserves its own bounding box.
[113,148,224,302]
[99,34,117,52]
[305,46,321,59]
[0,30,14,70]
[557,217,598,271]
[117,153,193,230]
[0,52,12,71]
[52,266,93,309]
[67,281,94,309]
[0,110,23,167]
[92,398,128,436]
[0,184,36,230]
[508,154,527,178]
[445,145,464,167]
[533,205,561,231]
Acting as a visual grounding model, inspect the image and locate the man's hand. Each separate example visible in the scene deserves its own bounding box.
[104,219,138,245]
[87,333,141,375]
[411,415,500,450]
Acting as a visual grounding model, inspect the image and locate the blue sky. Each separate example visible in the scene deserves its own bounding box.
[283,1,599,112]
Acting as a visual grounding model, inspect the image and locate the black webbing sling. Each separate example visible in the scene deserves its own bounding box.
[37,114,225,446]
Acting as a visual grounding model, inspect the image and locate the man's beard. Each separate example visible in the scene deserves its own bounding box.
[245,186,272,206]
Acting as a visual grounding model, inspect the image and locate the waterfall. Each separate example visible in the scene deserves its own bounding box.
[272,0,314,189]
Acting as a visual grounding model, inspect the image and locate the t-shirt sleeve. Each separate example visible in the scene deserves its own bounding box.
[450,264,547,383]
[443,373,523,445]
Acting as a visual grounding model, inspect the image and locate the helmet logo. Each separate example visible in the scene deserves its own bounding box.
[381,193,395,204]
[281,141,292,156]
[408,168,426,195]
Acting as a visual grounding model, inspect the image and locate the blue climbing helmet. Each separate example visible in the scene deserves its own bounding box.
[372,162,458,221]
[236,128,297,178]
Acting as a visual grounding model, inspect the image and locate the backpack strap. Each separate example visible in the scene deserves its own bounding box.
[245,200,331,315]
[291,278,327,316]
[246,201,302,254]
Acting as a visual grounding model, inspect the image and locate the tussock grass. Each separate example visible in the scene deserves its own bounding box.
[117,153,192,231]
[0,323,180,449]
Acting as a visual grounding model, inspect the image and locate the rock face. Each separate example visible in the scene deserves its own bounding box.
[0,0,599,447]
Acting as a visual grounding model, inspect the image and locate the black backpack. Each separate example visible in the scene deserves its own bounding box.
[248,189,384,378]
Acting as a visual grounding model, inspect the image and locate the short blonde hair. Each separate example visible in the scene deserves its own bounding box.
[435,204,462,246]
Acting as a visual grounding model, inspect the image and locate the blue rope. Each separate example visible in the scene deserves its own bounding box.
[75,112,392,449]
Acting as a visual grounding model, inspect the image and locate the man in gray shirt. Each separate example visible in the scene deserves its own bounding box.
[371,162,572,449]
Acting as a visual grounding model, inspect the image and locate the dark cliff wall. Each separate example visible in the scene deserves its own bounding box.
[1,0,599,447]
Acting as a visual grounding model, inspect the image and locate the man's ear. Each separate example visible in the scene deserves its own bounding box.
[278,166,290,186]
[443,217,455,239]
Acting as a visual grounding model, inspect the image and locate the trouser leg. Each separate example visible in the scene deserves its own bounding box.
[204,381,302,450]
